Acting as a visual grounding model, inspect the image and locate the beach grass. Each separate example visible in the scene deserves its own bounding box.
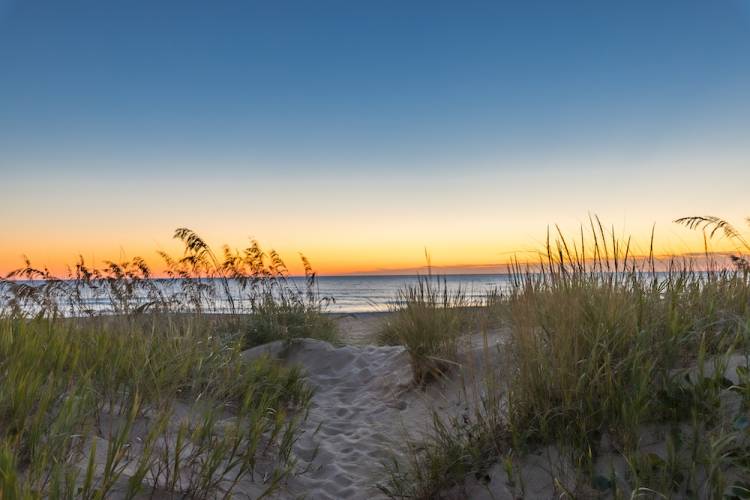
[377,273,472,385]
[382,217,750,498]
[243,292,338,347]
[0,228,338,497]
[4,221,750,498]
[0,227,337,346]
[0,315,311,498]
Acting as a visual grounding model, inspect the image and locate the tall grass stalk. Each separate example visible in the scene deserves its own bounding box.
[0,227,337,346]
[378,272,471,384]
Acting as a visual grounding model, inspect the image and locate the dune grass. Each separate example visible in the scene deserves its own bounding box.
[4,220,750,497]
[0,228,337,346]
[377,273,472,385]
[243,290,338,347]
[383,218,750,499]
[0,228,339,497]
[0,315,311,498]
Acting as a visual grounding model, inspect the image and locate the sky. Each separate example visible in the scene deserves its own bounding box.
[1,0,749,275]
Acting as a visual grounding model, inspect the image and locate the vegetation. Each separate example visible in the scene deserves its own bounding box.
[0,316,310,498]
[382,216,750,499]
[377,273,472,385]
[0,228,336,497]
[245,288,337,347]
[4,218,750,498]
[0,227,337,347]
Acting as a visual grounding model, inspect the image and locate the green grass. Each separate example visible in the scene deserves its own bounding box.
[383,218,750,499]
[379,405,506,499]
[378,273,472,385]
[0,228,338,497]
[0,315,311,498]
[243,290,338,347]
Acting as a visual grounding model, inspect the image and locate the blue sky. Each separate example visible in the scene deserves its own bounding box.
[1,0,749,273]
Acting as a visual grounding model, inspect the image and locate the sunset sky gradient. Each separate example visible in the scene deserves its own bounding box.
[1,0,749,275]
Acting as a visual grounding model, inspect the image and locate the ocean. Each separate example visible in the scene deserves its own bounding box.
[0,274,514,315]
[309,274,513,313]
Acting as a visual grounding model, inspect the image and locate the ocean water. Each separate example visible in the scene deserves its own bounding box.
[312,274,512,313]
[0,274,514,315]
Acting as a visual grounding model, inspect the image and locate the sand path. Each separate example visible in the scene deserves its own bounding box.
[239,314,508,499]
[286,341,414,498]
[243,339,435,499]
[234,312,512,499]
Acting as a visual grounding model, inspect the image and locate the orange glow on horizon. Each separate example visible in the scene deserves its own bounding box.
[0,225,743,278]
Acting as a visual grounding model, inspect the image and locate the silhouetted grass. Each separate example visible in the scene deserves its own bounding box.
[0,227,338,346]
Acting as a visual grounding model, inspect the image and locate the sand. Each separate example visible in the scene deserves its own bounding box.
[256,339,416,498]
[74,312,440,498]
[81,312,467,499]
[243,338,473,498]
[257,320,750,499]
[81,314,750,498]
[327,311,392,345]
[227,309,503,498]
[237,314,511,499]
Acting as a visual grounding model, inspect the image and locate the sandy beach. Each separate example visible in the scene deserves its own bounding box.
[238,314,508,499]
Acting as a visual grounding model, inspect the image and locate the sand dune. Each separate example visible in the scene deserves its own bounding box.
[239,321,510,499]
[243,339,427,499]
[89,323,749,499]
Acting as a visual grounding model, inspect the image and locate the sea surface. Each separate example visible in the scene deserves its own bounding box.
[0,274,514,315]
[311,274,513,313]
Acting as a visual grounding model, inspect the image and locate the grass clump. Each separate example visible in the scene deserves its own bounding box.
[383,217,750,498]
[505,221,749,456]
[378,273,470,385]
[240,256,338,347]
[380,403,506,499]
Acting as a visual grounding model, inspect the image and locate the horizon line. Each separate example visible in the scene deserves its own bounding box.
[1,250,743,280]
